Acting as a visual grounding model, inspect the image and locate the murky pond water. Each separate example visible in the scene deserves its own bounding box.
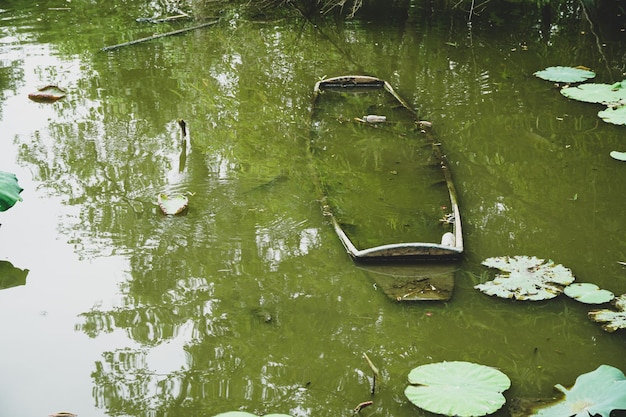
[1,1,625,416]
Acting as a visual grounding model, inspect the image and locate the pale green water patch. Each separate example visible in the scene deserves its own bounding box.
[0,2,624,417]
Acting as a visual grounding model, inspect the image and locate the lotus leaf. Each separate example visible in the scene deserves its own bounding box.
[157,193,188,215]
[0,171,23,212]
[0,260,29,290]
[475,256,575,300]
[533,66,595,83]
[598,106,626,125]
[588,294,626,332]
[560,83,626,105]
[214,412,293,417]
[610,151,626,161]
[404,361,511,417]
[564,283,614,304]
[529,365,626,417]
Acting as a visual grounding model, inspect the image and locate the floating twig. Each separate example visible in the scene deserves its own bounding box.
[363,353,379,395]
[136,12,190,24]
[178,119,187,173]
[178,119,187,138]
[353,401,373,413]
[101,20,219,52]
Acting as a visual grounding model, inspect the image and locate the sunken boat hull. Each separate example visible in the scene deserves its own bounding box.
[310,75,463,299]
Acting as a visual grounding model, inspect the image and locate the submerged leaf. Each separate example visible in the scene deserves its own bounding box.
[475,256,575,300]
[405,361,511,417]
[598,106,626,125]
[588,294,626,332]
[529,365,626,417]
[561,83,626,105]
[534,66,596,83]
[564,283,614,304]
[0,171,24,212]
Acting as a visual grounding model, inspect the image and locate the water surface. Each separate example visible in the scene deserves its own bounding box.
[0,1,625,417]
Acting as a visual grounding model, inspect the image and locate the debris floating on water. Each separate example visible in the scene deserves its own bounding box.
[361,114,387,123]
[28,85,66,102]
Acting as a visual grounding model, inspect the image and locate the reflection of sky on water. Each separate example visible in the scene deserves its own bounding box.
[255,217,321,271]
[1,3,625,417]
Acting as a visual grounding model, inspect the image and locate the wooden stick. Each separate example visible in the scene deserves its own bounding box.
[353,401,373,413]
[363,353,379,395]
[101,20,219,52]
[141,12,189,24]
[178,120,187,173]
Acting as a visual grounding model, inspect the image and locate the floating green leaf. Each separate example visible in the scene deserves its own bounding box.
[214,413,256,417]
[475,256,575,300]
[404,361,511,417]
[214,412,293,417]
[534,66,596,83]
[588,294,626,332]
[529,365,626,417]
[564,283,614,304]
[610,151,626,161]
[0,171,23,212]
[0,260,29,290]
[598,106,626,125]
[157,193,188,215]
[560,83,626,105]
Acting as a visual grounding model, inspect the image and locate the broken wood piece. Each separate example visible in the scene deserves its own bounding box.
[363,353,380,395]
[354,401,373,413]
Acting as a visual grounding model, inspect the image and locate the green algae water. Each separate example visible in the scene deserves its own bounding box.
[0,1,624,417]
[311,86,452,248]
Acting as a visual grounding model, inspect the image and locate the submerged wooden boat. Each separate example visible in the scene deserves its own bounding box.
[310,75,463,263]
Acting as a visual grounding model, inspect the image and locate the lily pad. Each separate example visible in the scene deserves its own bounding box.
[598,106,626,125]
[404,361,511,417]
[534,66,596,83]
[529,365,626,417]
[560,83,626,105]
[27,85,66,102]
[588,294,626,332]
[564,283,614,304]
[0,260,29,290]
[610,151,626,161]
[475,256,575,301]
[0,171,23,212]
[214,413,293,417]
[157,193,188,215]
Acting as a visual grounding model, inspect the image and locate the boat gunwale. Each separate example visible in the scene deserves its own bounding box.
[311,75,464,262]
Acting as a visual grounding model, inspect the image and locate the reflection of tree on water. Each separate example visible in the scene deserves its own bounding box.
[5,0,626,415]
[60,16,326,416]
